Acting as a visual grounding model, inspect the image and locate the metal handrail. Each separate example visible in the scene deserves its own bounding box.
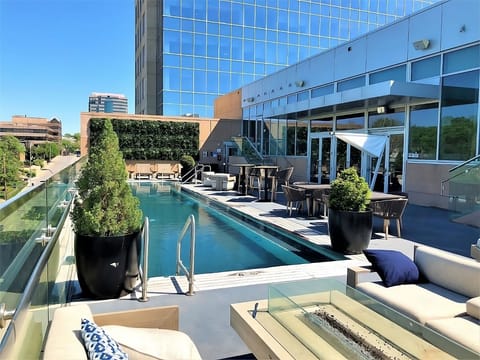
[181,163,211,184]
[448,154,480,173]
[441,154,480,195]
[139,217,149,302]
[176,214,196,296]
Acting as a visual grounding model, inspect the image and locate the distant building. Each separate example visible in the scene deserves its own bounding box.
[88,93,128,113]
[0,115,62,143]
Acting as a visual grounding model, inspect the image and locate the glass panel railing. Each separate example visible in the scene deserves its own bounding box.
[231,136,264,164]
[442,155,480,218]
[0,158,83,359]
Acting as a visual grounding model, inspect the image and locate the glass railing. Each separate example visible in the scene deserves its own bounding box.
[0,158,83,359]
[441,155,480,219]
[231,136,264,164]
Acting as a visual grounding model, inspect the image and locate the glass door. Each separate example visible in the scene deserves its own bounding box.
[309,134,331,183]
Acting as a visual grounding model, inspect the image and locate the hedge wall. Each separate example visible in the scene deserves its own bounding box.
[90,118,199,161]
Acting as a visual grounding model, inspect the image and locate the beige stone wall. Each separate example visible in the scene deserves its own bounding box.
[404,162,451,208]
[214,89,242,119]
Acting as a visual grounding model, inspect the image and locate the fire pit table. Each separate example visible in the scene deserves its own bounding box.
[230,278,476,359]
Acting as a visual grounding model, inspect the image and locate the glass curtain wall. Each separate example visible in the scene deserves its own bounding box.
[159,0,438,117]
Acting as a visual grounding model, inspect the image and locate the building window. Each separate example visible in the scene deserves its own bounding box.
[311,84,334,98]
[296,120,308,156]
[411,56,440,81]
[443,45,480,75]
[337,75,365,92]
[408,103,439,160]
[336,113,364,130]
[439,70,479,160]
[368,109,405,128]
[369,65,406,84]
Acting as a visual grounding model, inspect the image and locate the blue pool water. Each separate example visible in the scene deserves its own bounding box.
[131,182,335,277]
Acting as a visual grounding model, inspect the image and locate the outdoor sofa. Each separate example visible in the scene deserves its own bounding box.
[347,245,480,354]
[43,303,202,360]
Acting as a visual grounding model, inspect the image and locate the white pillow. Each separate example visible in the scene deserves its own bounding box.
[103,325,202,360]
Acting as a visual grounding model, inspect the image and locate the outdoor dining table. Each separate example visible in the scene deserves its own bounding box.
[292,183,332,216]
[230,163,255,195]
[252,165,279,201]
[370,191,406,202]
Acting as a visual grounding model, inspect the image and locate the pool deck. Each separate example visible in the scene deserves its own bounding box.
[67,182,480,360]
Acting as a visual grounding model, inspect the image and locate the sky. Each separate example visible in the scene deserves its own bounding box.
[0,0,135,135]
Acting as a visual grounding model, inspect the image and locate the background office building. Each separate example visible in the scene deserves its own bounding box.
[135,0,438,118]
[88,92,128,113]
[0,115,62,143]
[234,0,479,223]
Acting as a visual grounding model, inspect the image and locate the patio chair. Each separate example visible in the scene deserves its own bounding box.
[281,185,307,216]
[248,167,261,197]
[312,188,330,217]
[371,198,408,239]
[271,167,294,201]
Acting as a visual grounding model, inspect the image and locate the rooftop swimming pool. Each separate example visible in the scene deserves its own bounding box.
[130,182,339,277]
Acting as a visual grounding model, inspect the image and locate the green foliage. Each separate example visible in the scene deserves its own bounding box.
[0,136,24,199]
[180,154,195,170]
[71,119,143,236]
[329,167,371,212]
[33,142,60,162]
[89,118,199,161]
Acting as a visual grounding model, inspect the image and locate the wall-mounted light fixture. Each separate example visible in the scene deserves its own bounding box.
[246,97,255,102]
[295,80,305,87]
[377,106,386,114]
[413,39,430,50]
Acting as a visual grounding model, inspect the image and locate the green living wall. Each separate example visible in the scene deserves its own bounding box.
[89,118,199,161]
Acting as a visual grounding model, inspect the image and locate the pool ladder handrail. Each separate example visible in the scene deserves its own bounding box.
[139,217,150,302]
[176,214,196,296]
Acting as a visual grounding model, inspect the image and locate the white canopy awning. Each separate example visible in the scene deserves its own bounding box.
[335,133,387,158]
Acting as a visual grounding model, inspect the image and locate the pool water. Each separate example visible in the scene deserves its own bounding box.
[131,182,334,277]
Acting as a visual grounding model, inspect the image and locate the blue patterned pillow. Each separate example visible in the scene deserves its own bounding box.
[363,249,419,287]
[80,318,128,360]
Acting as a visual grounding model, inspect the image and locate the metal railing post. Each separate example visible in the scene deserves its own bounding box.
[139,217,149,302]
[176,214,196,295]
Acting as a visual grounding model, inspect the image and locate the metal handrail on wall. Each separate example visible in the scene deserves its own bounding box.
[176,214,196,296]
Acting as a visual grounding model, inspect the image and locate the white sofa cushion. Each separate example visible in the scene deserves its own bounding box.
[44,304,93,359]
[414,246,480,298]
[467,296,480,319]
[425,316,480,354]
[356,282,468,324]
[103,325,202,360]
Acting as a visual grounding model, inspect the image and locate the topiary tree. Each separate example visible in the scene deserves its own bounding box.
[180,154,196,177]
[328,167,371,212]
[71,119,143,236]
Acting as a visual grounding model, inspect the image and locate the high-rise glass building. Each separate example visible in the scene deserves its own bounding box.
[88,93,128,113]
[135,0,439,118]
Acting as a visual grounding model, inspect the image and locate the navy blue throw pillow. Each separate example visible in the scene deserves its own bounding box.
[363,249,419,287]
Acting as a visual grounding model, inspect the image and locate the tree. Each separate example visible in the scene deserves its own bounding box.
[0,136,24,199]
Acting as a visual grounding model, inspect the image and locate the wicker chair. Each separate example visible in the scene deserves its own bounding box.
[281,185,307,216]
[371,198,408,239]
[271,167,294,201]
[312,188,330,217]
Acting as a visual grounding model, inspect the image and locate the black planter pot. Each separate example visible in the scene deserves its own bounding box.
[328,208,372,254]
[74,232,140,299]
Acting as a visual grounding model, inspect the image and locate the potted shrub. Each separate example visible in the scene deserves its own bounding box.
[328,167,372,254]
[180,154,196,178]
[71,119,143,299]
